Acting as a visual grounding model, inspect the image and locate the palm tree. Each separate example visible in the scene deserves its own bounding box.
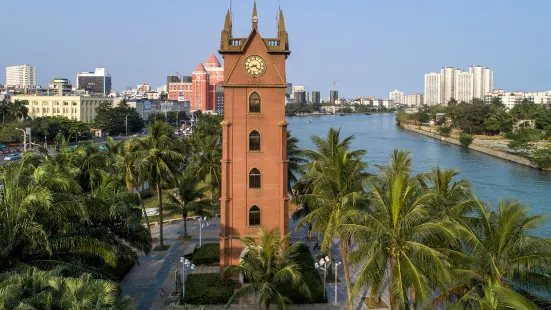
[434,198,551,308]
[122,138,153,235]
[340,151,455,309]
[0,267,136,309]
[225,227,310,310]
[8,99,28,121]
[287,131,306,192]
[290,178,314,238]
[418,167,473,219]
[127,121,185,248]
[298,128,369,308]
[189,134,221,201]
[166,173,211,237]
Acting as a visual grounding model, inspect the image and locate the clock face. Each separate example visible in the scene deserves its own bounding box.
[243,55,266,77]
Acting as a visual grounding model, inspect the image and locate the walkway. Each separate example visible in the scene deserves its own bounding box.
[121,218,221,310]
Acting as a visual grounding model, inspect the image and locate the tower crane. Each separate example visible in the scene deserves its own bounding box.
[333,80,337,90]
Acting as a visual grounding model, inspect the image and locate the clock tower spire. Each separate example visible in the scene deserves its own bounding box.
[218,2,291,274]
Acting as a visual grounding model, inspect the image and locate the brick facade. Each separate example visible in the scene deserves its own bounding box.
[219,3,291,273]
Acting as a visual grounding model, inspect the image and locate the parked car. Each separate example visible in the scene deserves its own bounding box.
[4,153,22,161]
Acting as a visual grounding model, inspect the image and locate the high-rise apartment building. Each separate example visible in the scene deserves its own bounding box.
[470,65,493,99]
[76,68,111,95]
[389,89,405,105]
[440,67,460,104]
[455,71,473,103]
[312,91,321,111]
[6,64,37,89]
[330,90,338,104]
[286,83,292,98]
[424,73,441,106]
[405,93,424,107]
[294,91,306,104]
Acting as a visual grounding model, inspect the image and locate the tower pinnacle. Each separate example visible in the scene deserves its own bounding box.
[252,0,258,28]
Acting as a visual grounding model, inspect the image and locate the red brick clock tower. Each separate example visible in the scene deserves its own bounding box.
[218,1,291,272]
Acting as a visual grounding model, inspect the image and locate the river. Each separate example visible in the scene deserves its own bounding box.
[287,113,551,236]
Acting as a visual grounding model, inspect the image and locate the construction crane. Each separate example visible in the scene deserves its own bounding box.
[333,80,338,90]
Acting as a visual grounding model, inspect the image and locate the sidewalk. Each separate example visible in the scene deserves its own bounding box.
[121,219,221,310]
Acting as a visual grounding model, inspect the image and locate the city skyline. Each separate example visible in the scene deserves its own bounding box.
[1,0,550,98]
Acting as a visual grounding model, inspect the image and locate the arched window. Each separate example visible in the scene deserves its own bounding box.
[249,205,260,226]
[249,92,261,113]
[249,130,260,151]
[249,168,261,189]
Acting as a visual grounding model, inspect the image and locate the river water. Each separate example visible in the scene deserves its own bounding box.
[287,113,551,236]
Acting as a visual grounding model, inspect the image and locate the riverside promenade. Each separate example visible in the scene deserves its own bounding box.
[400,123,540,169]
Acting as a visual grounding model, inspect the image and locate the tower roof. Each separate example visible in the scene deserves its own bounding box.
[194,63,206,72]
[278,9,286,32]
[205,53,221,67]
[223,9,232,32]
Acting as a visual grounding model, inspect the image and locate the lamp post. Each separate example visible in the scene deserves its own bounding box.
[125,114,129,135]
[179,257,195,299]
[314,256,330,297]
[15,128,26,152]
[198,216,209,248]
[333,261,341,306]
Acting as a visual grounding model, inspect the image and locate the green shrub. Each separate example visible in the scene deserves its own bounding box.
[277,244,327,304]
[192,243,220,265]
[459,133,474,148]
[528,145,551,169]
[182,273,233,305]
[437,126,452,137]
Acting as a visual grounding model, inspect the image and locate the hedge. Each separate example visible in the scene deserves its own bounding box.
[277,244,327,304]
[182,273,233,305]
[192,243,220,265]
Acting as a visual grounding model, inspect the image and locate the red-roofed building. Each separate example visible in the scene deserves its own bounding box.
[169,54,224,111]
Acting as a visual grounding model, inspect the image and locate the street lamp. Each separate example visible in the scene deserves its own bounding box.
[198,216,209,248]
[15,128,26,152]
[314,256,330,297]
[125,114,129,135]
[179,257,195,299]
[333,261,342,306]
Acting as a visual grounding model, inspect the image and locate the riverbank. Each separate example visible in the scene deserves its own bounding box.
[400,123,546,170]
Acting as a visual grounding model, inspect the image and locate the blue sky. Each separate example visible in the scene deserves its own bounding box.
[1,0,549,98]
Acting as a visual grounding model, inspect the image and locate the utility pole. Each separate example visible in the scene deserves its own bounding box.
[125,114,129,135]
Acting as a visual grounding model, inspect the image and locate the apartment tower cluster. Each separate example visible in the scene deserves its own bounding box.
[424,65,493,106]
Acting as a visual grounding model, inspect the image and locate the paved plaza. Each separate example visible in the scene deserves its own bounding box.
[121,218,390,310]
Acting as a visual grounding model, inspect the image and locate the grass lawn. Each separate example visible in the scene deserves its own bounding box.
[152,244,171,251]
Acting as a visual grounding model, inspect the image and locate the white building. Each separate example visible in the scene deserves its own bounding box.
[455,71,473,103]
[405,93,424,107]
[13,94,112,122]
[6,64,37,89]
[440,67,461,104]
[76,68,112,95]
[389,89,404,105]
[424,73,441,106]
[470,65,493,99]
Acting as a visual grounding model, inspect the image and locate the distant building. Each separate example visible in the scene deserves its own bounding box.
[48,78,72,96]
[167,76,181,84]
[76,68,111,95]
[455,71,473,103]
[294,91,306,104]
[330,90,338,104]
[286,83,293,98]
[312,91,321,110]
[13,94,112,122]
[169,54,224,111]
[6,64,37,89]
[404,93,424,107]
[470,65,493,99]
[424,73,441,106]
[126,99,190,120]
[389,89,404,105]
